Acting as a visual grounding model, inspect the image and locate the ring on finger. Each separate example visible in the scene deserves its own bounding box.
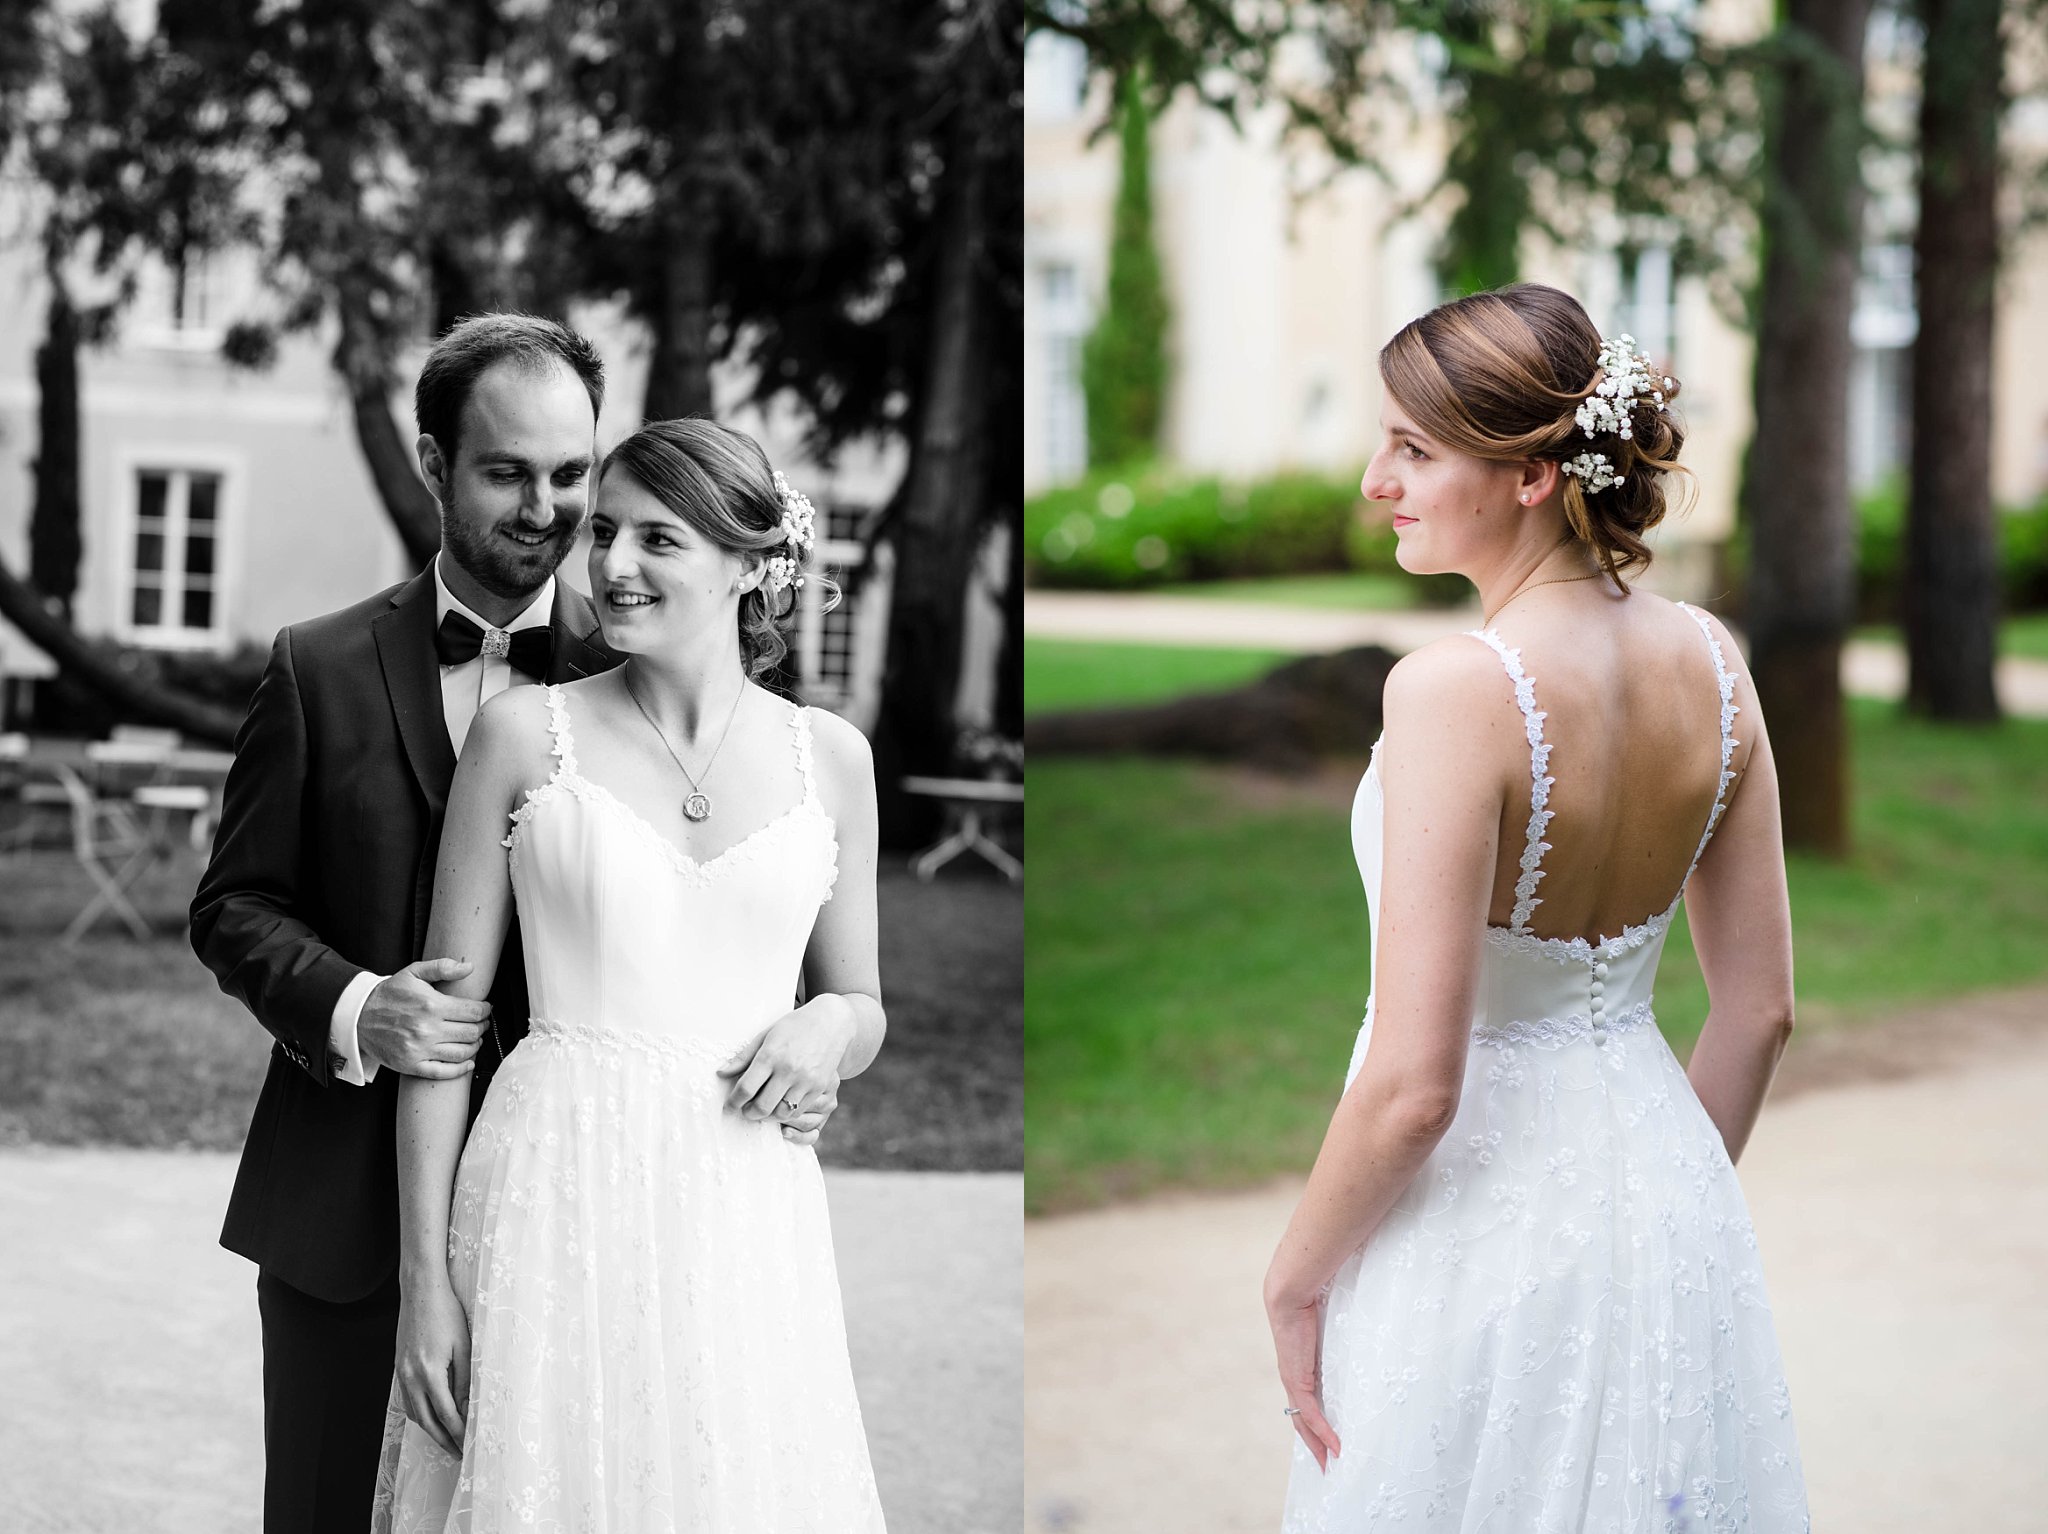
[1282,1406,1303,1417]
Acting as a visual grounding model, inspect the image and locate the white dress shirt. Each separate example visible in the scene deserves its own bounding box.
[326,557,556,1085]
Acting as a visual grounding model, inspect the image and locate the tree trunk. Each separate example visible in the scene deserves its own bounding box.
[1745,0,1871,857]
[995,512,1023,737]
[641,185,717,422]
[0,558,243,745]
[30,271,82,624]
[1903,0,2002,721]
[873,108,991,847]
[334,283,440,569]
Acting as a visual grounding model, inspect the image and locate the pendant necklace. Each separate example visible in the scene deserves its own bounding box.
[626,669,746,823]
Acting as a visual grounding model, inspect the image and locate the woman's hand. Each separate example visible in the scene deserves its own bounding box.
[395,1269,471,1458]
[717,998,858,1138]
[1266,1284,1342,1472]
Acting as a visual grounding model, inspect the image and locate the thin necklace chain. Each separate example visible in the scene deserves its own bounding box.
[624,666,747,803]
[1483,559,1610,627]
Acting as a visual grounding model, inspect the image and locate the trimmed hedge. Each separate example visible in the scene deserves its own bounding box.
[1025,464,1469,602]
[1853,476,2048,621]
[1028,464,2048,617]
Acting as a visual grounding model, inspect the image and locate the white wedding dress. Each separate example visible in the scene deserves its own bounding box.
[1282,605,1808,1533]
[372,686,885,1533]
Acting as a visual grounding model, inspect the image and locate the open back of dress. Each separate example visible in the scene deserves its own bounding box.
[1286,603,1810,1533]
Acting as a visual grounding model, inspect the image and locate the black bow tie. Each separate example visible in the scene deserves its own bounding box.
[436,610,555,677]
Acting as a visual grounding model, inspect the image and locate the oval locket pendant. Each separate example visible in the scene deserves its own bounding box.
[683,792,712,823]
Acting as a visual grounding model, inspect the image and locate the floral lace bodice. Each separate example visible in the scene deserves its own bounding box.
[1349,602,1738,1062]
[501,684,839,1061]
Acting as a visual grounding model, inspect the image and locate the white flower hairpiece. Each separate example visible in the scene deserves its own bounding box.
[1563,333,1671,492]
[1563,451,1622,493]
[763,470,818,596]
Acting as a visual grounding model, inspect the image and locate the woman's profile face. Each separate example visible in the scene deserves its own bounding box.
[1361,397,1526,577]
[587,467,755,656]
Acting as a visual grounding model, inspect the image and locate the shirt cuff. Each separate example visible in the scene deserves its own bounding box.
[327,970,387,1085]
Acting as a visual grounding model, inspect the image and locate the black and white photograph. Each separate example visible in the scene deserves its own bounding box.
[0,3,1021,1531]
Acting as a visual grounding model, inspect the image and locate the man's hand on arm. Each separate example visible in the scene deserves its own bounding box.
[355,958,492,1080]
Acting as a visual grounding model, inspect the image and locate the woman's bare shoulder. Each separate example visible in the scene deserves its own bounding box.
[1381,634,1522,738]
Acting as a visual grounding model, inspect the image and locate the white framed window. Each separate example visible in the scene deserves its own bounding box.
[794,501,888,723]
[1614,244,1676,370]
[127,249,232,352]
[1024,25,1089,122]
[117,452,240,650]
[1853,241,1917,349]
[1848,242,1916,490]
[1040,261,1089,483]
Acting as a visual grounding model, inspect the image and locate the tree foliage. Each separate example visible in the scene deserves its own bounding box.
[2,0,1022,789]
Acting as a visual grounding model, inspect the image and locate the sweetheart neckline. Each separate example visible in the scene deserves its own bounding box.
[509,768,834,879]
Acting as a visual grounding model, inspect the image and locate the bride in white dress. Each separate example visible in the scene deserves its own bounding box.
[1269,285,1809,1532]
[372,419,888,1531]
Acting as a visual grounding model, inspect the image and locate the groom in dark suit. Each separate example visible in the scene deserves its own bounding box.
[190,313,617,1533]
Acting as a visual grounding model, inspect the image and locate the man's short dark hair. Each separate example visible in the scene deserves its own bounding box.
[414,313,606,463]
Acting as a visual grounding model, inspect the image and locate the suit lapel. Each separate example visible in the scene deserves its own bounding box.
[547,583,616,683]
[372,569,459,814]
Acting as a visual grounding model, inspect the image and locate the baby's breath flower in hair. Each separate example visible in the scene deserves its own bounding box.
[762,470,818,595]
[1572,333,1668,443]
[1562,451,1622,493]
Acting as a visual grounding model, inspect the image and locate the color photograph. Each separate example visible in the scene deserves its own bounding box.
[1025,3,2048,1531]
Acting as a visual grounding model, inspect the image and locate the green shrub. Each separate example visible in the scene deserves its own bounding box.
[1025,465,1467,603]
[1850,475,2048,621]
[2000,495,2048,610]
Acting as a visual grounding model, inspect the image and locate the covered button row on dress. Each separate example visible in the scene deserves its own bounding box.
[1589,958,1610,1046]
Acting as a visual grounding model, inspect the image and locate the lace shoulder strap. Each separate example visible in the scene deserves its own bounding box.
[788,700,819,803]
[1462,629,1555,933]
[542,683,578,778]
[1673,602,1741,881]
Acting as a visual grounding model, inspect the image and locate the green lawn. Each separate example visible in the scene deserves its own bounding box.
[1855,612,2048,661]
[1026,639,1299,716]
[1026,642,2048,1212]
[1152,572,1428,611]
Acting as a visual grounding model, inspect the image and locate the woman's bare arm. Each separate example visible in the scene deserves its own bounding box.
[392,687,539,1453]
[1678,625,1796,1162]
[1265,640,1506,1465]
[719,709,885,1124]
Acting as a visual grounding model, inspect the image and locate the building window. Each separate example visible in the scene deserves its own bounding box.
[1040,261,1089,483]
[128,467,226,645]
[794,502,874,711]
[1614,245,1676,370]
[129,250,230,351]
[1025,25,1088,122]
[1850,242,1916,489]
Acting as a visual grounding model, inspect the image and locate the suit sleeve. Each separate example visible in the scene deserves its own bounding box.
[189,625,363,1085]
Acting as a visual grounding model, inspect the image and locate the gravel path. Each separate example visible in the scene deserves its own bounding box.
[1026,1010,2048,1533]
[0,1157,1020,1533]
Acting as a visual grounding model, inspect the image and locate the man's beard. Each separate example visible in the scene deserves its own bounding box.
[442,497,578,602]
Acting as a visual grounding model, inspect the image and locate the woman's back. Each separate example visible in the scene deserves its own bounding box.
[1473,592,1755,946]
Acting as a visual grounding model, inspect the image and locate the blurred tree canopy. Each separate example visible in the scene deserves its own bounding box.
[0,0,1020,805]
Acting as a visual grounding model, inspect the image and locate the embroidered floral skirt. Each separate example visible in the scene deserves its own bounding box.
[371,1021,886,1534]
[1282,1012,1809,1534]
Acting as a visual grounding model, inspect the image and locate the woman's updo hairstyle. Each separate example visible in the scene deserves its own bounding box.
[1378,282,1690,590]
[600,418,839,681]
